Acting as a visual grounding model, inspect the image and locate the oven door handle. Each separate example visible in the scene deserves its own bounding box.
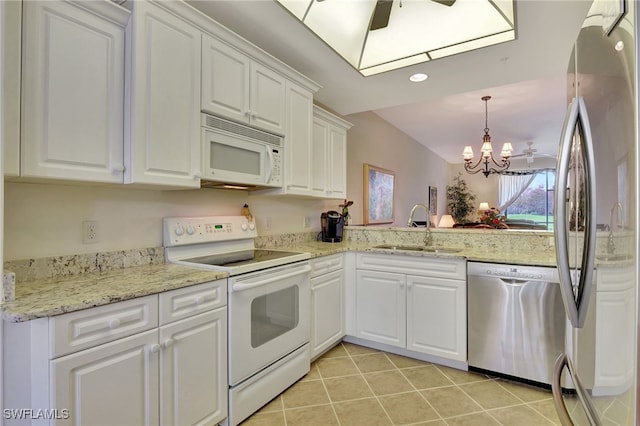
[231,264,312,292]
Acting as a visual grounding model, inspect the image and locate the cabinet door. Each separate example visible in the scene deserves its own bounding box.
[310,117,329,196]
[327,126,347,198]
[201,34,250,125]
[51,330,159,426]
[250,62,286,135]
[594,287,635,393]
[311,269,345,359]
[355,269,406,348]
[160,309,228,426]
[127,1,201,187]
[406,275,466,362]
[21,0,128,183]
[2,0,21,177]
[284,82,313,195]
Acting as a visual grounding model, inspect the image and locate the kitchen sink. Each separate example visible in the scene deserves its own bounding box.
[373,244,462,254]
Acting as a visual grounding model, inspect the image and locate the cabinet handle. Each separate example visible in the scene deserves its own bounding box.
[194,296,205,305]
[112,165,125,174]
[149,344,161,354]
[193,171,201,179]
[109,319,121,329]
[162,339,175,349]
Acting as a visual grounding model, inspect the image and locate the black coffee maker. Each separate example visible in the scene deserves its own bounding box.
[321,211,344,242]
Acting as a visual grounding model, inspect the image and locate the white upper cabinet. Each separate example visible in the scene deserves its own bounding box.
[125,0,202,188]
[19,0,130,183]
[2,0,22,177]
[312,106,352,199]
[202,34,286,136]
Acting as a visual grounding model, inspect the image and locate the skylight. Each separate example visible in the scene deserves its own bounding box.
[275,0,516,76]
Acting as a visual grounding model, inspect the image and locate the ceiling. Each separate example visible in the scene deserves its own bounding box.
[187,0,593,165]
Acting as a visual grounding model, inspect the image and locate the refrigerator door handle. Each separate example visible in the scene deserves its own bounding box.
[552,353,602,426]
[555,97,580,327]
[554,97,597,329]
[575,97,597,327]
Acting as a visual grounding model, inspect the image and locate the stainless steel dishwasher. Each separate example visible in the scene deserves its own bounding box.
[467,262,566,387]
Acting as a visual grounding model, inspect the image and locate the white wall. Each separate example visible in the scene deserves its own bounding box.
[343,111,451,227]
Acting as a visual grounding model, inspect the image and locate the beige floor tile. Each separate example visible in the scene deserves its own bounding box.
[527,399,562,425]
[436,366,490,385]
[386,352,432,369]
[300,362,321,381]
[445,412,501,426]
[284,404,339,426]
[421,386,483,418]
[320,343,349,358]
[282,379,329,409]
[240,411,285,426]
[352,353,396,373]
[378,391,440,424]
[459,380,523,410]
[324,375,374,402]
[401,365,454,390]
[489,404,555,425]
[333,398,392,426]
[316,356,359,378]
[364,370,415,395]
[343,342,380,355]
[410,421,447,426]
[495,378,553,403]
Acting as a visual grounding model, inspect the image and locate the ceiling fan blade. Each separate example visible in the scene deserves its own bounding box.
[370,0,393,31]
[431,0,456,6]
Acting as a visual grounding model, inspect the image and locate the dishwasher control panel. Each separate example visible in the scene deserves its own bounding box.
[468,262,559,282]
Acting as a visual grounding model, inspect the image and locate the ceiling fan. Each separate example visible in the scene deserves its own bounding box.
[510,142,554,167]
[370,0,456,31]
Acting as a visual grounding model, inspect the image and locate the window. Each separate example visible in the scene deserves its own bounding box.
[504,170,556,230]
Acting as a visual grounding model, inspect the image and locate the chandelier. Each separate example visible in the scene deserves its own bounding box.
[462,96,512,177]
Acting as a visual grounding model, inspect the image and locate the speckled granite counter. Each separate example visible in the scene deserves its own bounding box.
[2,263,227,322]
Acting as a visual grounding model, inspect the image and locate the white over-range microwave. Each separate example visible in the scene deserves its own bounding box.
[201,113,283,190]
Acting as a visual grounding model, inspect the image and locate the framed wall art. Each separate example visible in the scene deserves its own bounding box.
[363,163,395,225]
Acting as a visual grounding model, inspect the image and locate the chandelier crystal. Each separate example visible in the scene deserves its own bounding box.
[462,96,512,177]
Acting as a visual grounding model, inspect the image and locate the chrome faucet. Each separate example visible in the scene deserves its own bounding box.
[407,204,432,246]
[607,202,624,253]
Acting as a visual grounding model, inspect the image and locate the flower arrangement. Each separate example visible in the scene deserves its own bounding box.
[479,207,507,228]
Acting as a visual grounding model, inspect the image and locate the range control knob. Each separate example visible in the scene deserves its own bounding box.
[186,225,195,235]
[175,225,184,236]
[249,222,256,230]
[241,223,248,231]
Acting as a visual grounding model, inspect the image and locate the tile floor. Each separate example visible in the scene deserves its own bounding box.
[240,342,566,425]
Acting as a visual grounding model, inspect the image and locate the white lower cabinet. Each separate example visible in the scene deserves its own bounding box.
[593,265,635,395]
[353,253,467,363]
[310,254,346,359]
[3,280,227,426]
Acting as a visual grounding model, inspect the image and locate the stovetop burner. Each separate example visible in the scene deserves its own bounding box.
[184,249,305,268]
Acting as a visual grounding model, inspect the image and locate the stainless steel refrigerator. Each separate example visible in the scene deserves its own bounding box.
[553,0,637,424]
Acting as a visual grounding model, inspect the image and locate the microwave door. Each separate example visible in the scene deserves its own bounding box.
[205,129,265,185]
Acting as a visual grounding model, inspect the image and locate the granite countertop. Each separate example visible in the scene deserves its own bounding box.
[2,264,227,322]
[5,235,627,323]
[274,240,558,267]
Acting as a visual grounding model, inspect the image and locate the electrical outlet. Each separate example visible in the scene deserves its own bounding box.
[264,217,272,231]
[303,216,311,228]
[82,221,99,244]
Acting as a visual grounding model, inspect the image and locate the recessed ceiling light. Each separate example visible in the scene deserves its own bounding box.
[409,73,428,82]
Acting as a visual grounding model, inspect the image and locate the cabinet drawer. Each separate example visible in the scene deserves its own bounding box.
[51,295,158,358]
[160,280,227,325]
[310,254,344,278]
[356,253,466,280]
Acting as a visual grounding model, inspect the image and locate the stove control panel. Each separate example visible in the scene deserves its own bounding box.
[163,216,257,246]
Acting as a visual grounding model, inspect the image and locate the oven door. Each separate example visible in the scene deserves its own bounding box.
[228,261,311,386]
